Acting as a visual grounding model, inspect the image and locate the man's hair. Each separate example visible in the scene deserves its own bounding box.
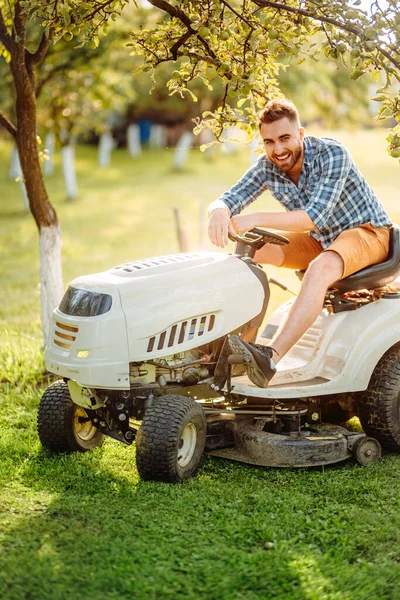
[258,99,300,129]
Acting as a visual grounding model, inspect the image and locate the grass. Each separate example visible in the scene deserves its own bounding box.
[1,129,400,599]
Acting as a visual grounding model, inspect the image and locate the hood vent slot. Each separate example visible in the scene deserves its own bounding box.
[54,321,79,351]
[114,253,204,274]
[146,314,216,353]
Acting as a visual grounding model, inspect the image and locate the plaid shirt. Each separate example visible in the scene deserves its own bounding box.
[214,136,391,248]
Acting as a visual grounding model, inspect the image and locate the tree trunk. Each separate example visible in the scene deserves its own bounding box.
[98,131,114,167]
[173,131,193,170]
[8,144,30,210]
[11,47,64,343]
[61,143,78,200]
[40,224,64,343]
[8,144,20,180]
[127,124,142,157]
[43,131,55,177]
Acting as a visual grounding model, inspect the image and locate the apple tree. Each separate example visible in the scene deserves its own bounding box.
[129,0,400,156]
[0,0,130,341]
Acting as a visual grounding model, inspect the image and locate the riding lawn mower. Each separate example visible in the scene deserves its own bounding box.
[38,226,400,482]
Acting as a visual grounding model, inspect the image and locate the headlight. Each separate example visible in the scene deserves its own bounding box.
[59,287,112,317]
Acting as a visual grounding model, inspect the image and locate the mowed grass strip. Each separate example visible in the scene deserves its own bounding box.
[1,130,400,599]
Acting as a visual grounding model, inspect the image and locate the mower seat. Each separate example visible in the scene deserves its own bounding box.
[296,225,400,293]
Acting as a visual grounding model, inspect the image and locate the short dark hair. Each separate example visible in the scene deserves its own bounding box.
[258,99,300,129]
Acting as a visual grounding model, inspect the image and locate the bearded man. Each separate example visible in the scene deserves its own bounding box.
[207,98,392,387]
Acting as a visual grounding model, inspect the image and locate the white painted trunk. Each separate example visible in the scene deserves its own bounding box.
[61,144,78,201]
[98,131,115,168]
[149,124,166,149]
[40,224,64,345]
[9,145,20,180]
[44,132,56,177]
[127,124,142,157]
[18,179,30,211]
[173,132,193,170]
[9,144,30,211]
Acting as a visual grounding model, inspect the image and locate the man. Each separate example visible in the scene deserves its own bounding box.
[208,99,392,388]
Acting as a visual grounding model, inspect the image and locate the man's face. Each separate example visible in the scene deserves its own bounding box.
[260,117,304,173]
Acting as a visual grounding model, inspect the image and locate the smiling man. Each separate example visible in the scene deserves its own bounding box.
[208,99,392,387]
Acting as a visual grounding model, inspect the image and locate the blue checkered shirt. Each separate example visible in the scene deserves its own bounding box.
[215,136,391,248]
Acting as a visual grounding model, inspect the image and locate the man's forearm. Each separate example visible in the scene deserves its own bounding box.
[207,199,231,216]
[251,210,317,232]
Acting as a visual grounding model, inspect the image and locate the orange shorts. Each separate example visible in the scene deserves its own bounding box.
[280,223,390,278]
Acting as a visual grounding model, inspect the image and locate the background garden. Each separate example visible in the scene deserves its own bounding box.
[1,0,400,598]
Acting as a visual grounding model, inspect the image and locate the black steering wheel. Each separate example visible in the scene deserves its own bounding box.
[228,228,289,250]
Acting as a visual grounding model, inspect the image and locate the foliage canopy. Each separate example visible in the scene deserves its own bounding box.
[129,0,400,156]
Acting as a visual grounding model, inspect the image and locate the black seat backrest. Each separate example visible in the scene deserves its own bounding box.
[331,225,400,293]
[295,225,400,293]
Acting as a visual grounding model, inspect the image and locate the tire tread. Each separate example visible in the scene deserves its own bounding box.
[37,380,103,452]
[359,348,400,451]
[136,395,206,482]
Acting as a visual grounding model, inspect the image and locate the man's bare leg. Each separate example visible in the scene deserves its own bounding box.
[254,243,285,266]
[270,251,344,363]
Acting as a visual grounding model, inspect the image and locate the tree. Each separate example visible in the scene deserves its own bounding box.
[0,0,130,341]
[279,52,373,128]
[129,0,400,156]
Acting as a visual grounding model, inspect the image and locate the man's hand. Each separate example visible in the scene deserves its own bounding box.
[208,208,231,248]
[230,213,259,235]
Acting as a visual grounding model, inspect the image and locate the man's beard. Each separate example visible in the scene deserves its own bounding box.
[272,141,302,173]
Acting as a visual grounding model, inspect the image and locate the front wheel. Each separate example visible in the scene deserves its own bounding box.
[358,347,400,451]
[135,395,206,483]
[37,380,104,452]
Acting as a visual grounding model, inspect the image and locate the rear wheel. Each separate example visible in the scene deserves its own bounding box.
[136,395,206,482]
[37,380,104,452]
[358,347,400,451]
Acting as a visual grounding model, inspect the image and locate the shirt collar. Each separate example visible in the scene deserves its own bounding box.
[302,136,314,167]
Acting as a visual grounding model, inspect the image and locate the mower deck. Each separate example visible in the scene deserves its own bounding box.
[204,414,379,467]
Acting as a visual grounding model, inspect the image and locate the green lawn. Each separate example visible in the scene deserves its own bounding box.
[1,130,400,599]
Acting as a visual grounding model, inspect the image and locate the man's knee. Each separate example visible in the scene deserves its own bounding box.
[303,250,344,287]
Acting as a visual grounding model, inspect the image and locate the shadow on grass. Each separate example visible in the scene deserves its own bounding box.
[1,440,400,600]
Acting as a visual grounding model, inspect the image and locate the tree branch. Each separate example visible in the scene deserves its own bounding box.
[36,59,71,97]
[30,27,54,66]
[0,111,17,138]
[14,1,26,42]
[220,0,256,29]
[84,0,116,22]
[252,0,400,71]
[147,0,193,27]
[147,0,217,59]
[170,30,193,60]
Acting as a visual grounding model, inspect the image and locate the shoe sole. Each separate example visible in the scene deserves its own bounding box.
[229,336,271,388]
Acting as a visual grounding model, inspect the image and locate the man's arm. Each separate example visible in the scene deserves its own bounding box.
[208,159,267,247]
[230,144,352,237]
[230,209,316,235]
[208,206,231,248]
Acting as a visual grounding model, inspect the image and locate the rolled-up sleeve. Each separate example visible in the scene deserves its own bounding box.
[211,159,268,216]
[305,146,352,230]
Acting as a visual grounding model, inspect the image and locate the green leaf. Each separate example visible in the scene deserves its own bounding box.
[350,70,364,80]
[371,70,380,83]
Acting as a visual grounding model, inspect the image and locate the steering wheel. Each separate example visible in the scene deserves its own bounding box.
[228,228,289,249]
